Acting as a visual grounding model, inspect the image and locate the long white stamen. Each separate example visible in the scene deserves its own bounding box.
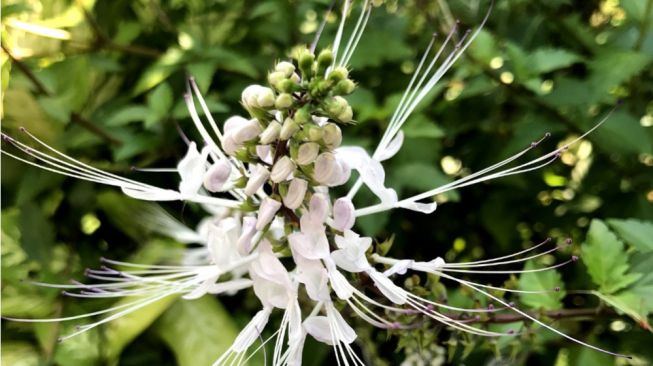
[338,1,372,68]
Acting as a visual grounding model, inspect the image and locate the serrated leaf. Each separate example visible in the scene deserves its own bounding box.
[581,220,642,294]
[518,260,566,309]
[593,290,652,331]
[153,296,244,366]
[607,218,653,252]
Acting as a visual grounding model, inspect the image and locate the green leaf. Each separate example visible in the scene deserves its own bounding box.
[132,48,185,95]
[402,114,445,139]
[581,220,642,294]
[18,202,54,265]
[526,48,581,74]
[153,296,244,366]
[147,82,173,121]
[104,105,150,127]
[593,290,652,331]
[389,162,450,193]
[104,295,179,362]
[1,341,40,366]
[607,218,653,252]
[518,260,566,309]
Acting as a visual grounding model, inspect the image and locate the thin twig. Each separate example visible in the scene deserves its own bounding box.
[1,43,51,96]
[71,113,122,146]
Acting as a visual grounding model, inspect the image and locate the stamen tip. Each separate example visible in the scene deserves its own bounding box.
[545,132,551,138]
[572,255,579,262]
[565,238,573,245]
[554,287,560,292]
[19,126,26,132]
[57,337,64,343]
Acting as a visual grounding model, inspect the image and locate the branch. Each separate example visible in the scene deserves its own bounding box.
[1,43,51,96]
[456,306,617,325]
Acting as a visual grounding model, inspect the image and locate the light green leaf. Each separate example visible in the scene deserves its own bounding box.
[526,48,581,74]
[147,82,173,120]
[132,48,185,95]
[104,295,179,362]
[104,105,150,127]
[518,260,566,309]
[607,218,653,252]
[154,296,244,366]
[1,341,40,366]
[581,220,642,294]
[593,290,652,331]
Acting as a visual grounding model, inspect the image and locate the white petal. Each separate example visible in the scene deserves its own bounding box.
[303,316,334,345]
[332,197,355,232]
[288,232,330,260]
[121,187,181,201]
[231,308,272,352]
[177,143,210,197]
[336,146,397,204]
[376,131,404,161]
[326,303,357,344]
[369,269,407,305]
[397,200,438,214]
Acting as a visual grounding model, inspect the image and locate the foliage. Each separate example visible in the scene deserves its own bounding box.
[2,0,653,365]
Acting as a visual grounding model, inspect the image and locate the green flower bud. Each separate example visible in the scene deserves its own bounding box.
[280,117,300,140]
[275,93,293,110]
[278,79,299,93]
[275,61,295,77]
[316,49,334,76]
[304,123,323,142]
[298,50,315,78]
[327,66,349,82]
[334,79,356,95]
[294,107,311,125]
[322,123,342,149]
[325,96,348,116]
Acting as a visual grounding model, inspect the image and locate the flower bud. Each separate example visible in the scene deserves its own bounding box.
[327,66,349,82]
[237,216,257,255]
[259,121,281,144]
[267,71,286,89]
[245,164,270,196]
[256,144,273,164]
[280,117,300,140]
[294,107,311,125]
[256,87,275,108]
[296,142,320,165]
[322,123,342,149]
[333,197,355,231]
[223,115,249,135]
[270,156,296,183]
[203,160,232,192]
[256,197,282,230]
[298,50,315,78]
[337,105,353,123]
[222,135,239,155]
[283,178,308,209]
[275,61,295,77]
[316,49,333,75]
[232,119,262,144]
[241,85,261,108]
[325,96,348,116]
[304,124,323,142]
[313,152,337,185]
[275,93,293,110]
[334,79,356,95]
[289,72,300,84]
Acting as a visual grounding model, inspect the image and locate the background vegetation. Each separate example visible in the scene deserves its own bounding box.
[2,0,652,365]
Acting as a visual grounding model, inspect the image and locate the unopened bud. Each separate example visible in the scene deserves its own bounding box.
[256,87,275,108]
[337,105,353,123]
[322,123,342,148]
[294,107,311,125]
[232,119,262,144]
[290,72,300,84]
[275,93,293,109]
[334,79,356,95]
[314,152,351,186]
[259,121,281,144]
[270,156,296,183]
[316,49,333,75]
[275,61,296,77]
[256,144,273,164]
[283,178,308,209]
[304,124,323,142]
[280,118,300,140]
[298,50,315,78]
[333,197,355,231]
[296,142,320,165]
[328,66,349,82]
[268,71,286,89]
[256,197,282,230]
[237,216,257,255]
[203,160,232,192]
[325,96,348,116]
[244,164,270,196]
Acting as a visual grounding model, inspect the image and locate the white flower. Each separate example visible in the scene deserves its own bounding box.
[271,156,296,182]
[256,197,282,230]
[203,159,232,192]
[331,230,372,273]
[283,178,308,209]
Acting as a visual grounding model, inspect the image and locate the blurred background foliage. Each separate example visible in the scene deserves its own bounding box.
[1,0,653,365]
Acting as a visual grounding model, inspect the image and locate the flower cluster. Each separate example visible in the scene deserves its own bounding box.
[2,1,626,364]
